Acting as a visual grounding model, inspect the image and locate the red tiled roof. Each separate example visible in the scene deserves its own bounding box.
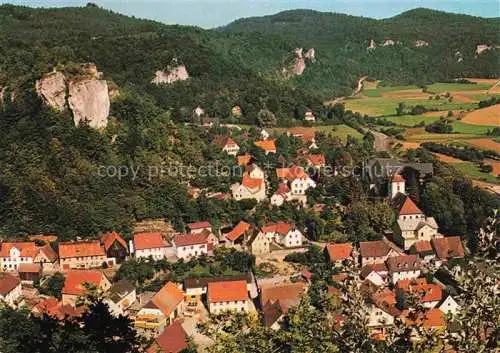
[287,127,315,141]
[412,240,433,253]
[396,278,442,303]
[254,140,276,152]
[326,243,353,262]
[359,240,391,258]
[37,244,58,262]
[276,168,289,179]
[59,241,105,259]
[62,270,104,296]
[308,154,326,166]
[401,308,446,328]
[214,136,237,148]
[262,222,294,235]
[386,255,421,272]
[208,280,248,303]
[260,283,307,313]
[237,154,253,166]
[187,221,211,231]
[33,297,84,320]
[0,242,37,258]
[398,196,423,215]
[0,273,20,295]
[147,321,188,353]
[285,165,308,181]
[174,232,209,247]
[101,232,127,252]
[225,221,251,242]
[391,173,404,182]
[431,236,465,259]
[150,282,184,316]
[18,263,41,273]
[360,263,389,279]
[275,183,290,195]
[241,173,263,189]
[133,233,167,250]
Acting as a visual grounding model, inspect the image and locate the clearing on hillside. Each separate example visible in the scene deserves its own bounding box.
[464,138,500,151]
[432,153,464,163]
[461,105,500,126]
[484,159,500,176]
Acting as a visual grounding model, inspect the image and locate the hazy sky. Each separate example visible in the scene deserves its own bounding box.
[3,0,499,28]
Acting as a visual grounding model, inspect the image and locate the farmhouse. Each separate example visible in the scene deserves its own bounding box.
[326,243,354,264]
[214,136,240,156]
[359,240,401,266]
[62,270,111,306]
[261,282,308,329]
[0,242,37,271]
[224,220,252,247]
[261,222,304,248]
[105,279,137,316]
[173,231,209,260]
[59,241,110,270]
[254,140,277,154]
[33,244,59,272]
[231,164,266,202]
[146,321,189,353]
[386,255,421,284]
[431,236,465,265]
[207,280,250,314]
[275,165,316,205]
[133,232,170,260]
[396,278,442,308]
[101,232,128,263]
[0,273,22,307]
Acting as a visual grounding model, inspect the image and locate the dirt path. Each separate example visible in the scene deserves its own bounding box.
[352,76,369,97]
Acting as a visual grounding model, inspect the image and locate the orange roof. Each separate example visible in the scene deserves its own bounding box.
[398,196,423,215]
[28,235,58,243]
[37,244,58,262]
[0,273,20,295]
[225,221,251,242]
[0,242,37,258]
[101,232,128,252]
[237,154,253,166]
[431,236,465,259]
[62,270,104,296]
[150,282,185,316]
[275,183,290,195]
[372,288,397,306]
[147,321,188,353]
[18,263,41,273]
[412,240,433,253]
[287,127,315,141]
[241,173,263,189]
[133,232,167,250]
[401,308,446,328]
[308,154,326,166]
[262,222,294,235]
[260,282,307,313]
[326,243,353,262]
[254,140,276,152]
[33,297,83,320]
[59,241,105,259]
[276,168,289,179]
[391,173,405,182]
[396,278,442,303]
[208,280,248,303]
[187,221,211,231]
[174,232,209,247]
[286,165,307,180]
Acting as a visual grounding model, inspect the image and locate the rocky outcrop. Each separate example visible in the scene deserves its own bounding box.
[382,39,395,46]
[36,64,112,129]
[304,48,316,62]
[455,51,464,62]
[476,44,491,56]
[414,40,429,47]
[152,63,189,85]
[287,47,316,77]
[68,79,110,129]
[36,71,66,111]
[367,39,376,50]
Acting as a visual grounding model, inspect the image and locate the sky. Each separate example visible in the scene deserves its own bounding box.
[2,0,499,28]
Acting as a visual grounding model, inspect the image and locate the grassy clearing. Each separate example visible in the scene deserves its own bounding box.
[451,121,496,135]
[426,82,492,93]
[272,124,363,141]
[363,85,419,97]
[452,162,500,184]
[385,115,440,127]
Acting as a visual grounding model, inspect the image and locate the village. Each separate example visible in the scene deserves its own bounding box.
[0,119,470,353]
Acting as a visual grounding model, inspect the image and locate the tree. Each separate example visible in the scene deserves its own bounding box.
[396,102,406,116]
[38,272,65,299]
[256,109,277,127]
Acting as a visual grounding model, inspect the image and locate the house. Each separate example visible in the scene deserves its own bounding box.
[388,173,405,199]
[386,255,421,284]
[359,240,400,266]
[173,232,209,260]
[32,297,84,320]
[393,195,440,250]
[401,308,446,330]
[187,221,211,234]
[247,230,270,255]
[135,282,185,336]
[59,241,111,270]
[0,242,37,271]
[214,136,240,156]
[360,265,386,287]
[365,289,400,335]
[106,279,137,316]
[62,270,111,306]
[261,222,304,248]
[201,117,217,128]
[0,273,22,307]
[237,153,253,166]
[409,241,435,263]
[224,221,252,247]
[193,105,204,118]
[260,129,270,140]
[133,232,170,260]
[275,166,316,205]
[326,243,353,264]
[231,164,266,202]
[286,128,318,149]
[270,183,291,207]
[33,244,59,272]
[101,232,128,263]
[207,280,250,314]
[231,105,242,117]
[18,263,41,283]
[146,321,189,353]
[254,140,277,155]
[304,110,316,122]
[438,295,460,315]
[260,282,308,329]
[183,274,252,306]
[396,278,442,309]
[307,154,326,168]
[431,236,465,266]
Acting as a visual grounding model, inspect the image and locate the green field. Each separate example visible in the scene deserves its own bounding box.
[426,82,492,93]
[452,162,500,184]
[271,124,363,142]
[363,85,419,97]
[385,115,440,127]
[451,121,497,135]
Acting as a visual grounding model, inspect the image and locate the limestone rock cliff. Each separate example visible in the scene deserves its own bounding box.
[152,64,189,84]
[68,79,110,129]
[36,71,67,111]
